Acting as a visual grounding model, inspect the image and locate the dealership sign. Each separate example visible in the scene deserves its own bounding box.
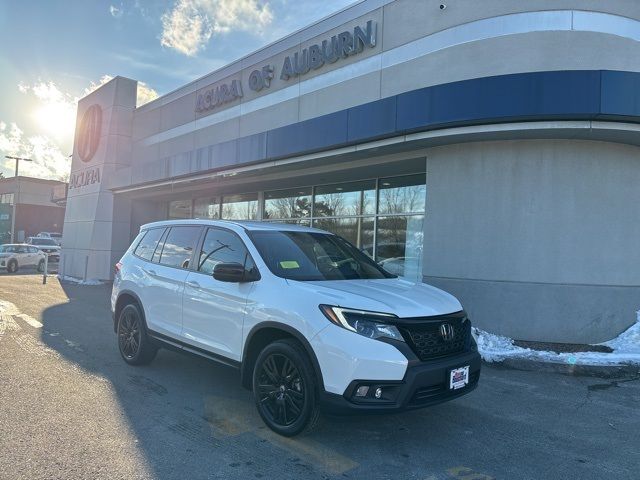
[69,166,101,190]
[195,20,377,113]
[76,104,102,162]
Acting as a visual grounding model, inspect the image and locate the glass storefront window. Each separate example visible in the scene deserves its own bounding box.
[314,180,376,217]
[378,174,426,214]
[264,188,312,220]
[221,193,258,220]
[376,215,424,278]
[194,197,220,219]
[168,200,192,219]
[163,173,426,279]
[313,217,374,251]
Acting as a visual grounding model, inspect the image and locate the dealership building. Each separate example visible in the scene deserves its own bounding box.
[62,0,640,344]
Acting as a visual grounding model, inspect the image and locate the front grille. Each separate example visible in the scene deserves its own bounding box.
[400,315,470,361]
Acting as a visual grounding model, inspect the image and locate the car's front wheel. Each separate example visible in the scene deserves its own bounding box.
[117,303,157,365]
[7,259,18,273]
[252,339,321,436]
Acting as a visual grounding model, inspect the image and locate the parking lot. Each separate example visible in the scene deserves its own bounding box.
[0,274,638,480]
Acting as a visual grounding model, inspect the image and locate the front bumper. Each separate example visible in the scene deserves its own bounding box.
[319,350,481,414]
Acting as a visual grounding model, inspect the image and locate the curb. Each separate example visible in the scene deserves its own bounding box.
[484,358,640,379]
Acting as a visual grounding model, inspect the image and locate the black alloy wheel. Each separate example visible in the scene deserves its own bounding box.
[117,303,157,365]
[7,260,18,273]
[253,339,321,436]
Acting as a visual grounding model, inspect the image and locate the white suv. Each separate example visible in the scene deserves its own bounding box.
[112,220,481,436]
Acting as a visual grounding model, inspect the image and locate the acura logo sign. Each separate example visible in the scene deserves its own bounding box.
[76,104,102,163]
[440,323,455,342]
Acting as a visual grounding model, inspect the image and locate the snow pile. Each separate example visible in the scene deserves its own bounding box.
[474,311,640,366]
[57,275,104,286]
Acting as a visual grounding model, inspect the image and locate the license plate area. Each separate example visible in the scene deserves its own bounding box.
[449,365,470,390]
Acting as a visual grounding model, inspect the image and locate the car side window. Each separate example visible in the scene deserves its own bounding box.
[157,226,201,269]
[198,228,253,275]
[29,247,39,253]
[16,246,28,254]
[134,228,165,261]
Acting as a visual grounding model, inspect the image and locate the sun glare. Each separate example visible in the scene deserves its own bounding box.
[34,101,76,141]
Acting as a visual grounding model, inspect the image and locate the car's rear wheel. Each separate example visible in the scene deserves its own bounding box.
[37,259,45,272]
[117,303,157,365]
[7,259,18,273]
[252,339,321,436]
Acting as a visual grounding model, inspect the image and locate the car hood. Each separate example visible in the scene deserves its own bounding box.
[288,277,462,318]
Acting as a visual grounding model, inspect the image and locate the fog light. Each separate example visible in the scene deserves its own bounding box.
[355,386,369,397]
[375,387,383,399]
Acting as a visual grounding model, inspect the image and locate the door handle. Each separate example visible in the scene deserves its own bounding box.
[148,269,157,276]
[186,280,201,288]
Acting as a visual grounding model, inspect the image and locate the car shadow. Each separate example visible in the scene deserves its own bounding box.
[38,281,490,479]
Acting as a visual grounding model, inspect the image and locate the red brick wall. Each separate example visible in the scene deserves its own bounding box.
[15,204,66,239]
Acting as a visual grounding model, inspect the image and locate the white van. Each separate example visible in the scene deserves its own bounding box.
[112,220,481,436]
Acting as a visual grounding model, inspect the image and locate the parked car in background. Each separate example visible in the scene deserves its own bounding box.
[26,237,61,262]
[36,232,62,246]
[0,244,46,273]
[112,220,481,436]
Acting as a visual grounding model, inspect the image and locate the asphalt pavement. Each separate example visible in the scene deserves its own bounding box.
[0,274,638,480]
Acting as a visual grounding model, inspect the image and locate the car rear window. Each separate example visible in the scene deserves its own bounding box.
[134,228,165,261]
[31,238,57,246]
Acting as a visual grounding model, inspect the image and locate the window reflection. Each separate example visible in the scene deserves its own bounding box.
[378,174,426,214]
[376,215,424,278]
[264,188,312,219]
[158,226,201,269]
[314,180,375,217]
[168,200,192,219]
[194,197,220,219]
[313,217,373,251]
[222,193,258,220]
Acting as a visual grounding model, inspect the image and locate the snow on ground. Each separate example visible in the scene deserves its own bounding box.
[474,311,640,366]
[56,275,104,286]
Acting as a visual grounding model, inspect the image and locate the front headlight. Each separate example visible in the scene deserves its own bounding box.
[319,305,405,342]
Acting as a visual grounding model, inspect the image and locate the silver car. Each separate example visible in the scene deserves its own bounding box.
[0,244,46,273]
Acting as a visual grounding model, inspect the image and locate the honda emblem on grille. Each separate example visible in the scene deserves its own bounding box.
[440,323,455,342]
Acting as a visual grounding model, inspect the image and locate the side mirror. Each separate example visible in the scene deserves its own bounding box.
[212,262,260,283]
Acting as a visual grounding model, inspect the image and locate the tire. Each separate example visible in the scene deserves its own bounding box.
[37,259,45,273]
[252,338,321,436]
[7,259,18,274]
[117,303,157,365]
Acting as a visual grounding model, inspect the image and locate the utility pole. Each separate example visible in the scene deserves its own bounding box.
[4,156,33,242]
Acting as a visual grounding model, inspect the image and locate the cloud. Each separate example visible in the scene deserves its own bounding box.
[160,0,273,56]
[109,4,123,18]
[84,74,159,107]
[0,122,70,181]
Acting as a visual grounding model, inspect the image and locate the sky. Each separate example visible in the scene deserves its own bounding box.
[0,0,354,181]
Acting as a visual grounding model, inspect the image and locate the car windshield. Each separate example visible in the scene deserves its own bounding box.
[249,230,396,281]
[31,238,56,245]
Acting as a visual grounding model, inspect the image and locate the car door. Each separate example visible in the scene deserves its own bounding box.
[181,227,257,362]
[141,225,202,339]
[15,246,31,267]
[28,247,41,266]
